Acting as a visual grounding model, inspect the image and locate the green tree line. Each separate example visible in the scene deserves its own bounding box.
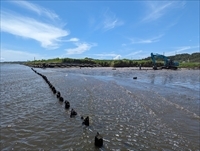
[25,52,199,68]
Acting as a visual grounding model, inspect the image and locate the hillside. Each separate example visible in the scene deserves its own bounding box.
[169,53,200,63]
[143,52,200,63]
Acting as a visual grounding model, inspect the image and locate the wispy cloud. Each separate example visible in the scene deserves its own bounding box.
[93,8,124,32]
[1,11,69,49]
[66,38,79,42]
[113,55,121,60]
[103,8,124,31]
[142,1,186,22]
[1,49,43,61]
[165,45,199,56]
[11,1,59,20]
[174,46,192,53]
[130,34,164,44]
[126,50,143,57]
[116,50,145,59]
[65,42,97,55]
[94,53,121,59]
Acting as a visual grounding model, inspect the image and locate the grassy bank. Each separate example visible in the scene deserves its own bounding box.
[179,62,200,68]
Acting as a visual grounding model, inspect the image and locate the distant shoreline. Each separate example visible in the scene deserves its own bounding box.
[25,63,200,70]
[1,62,199,70]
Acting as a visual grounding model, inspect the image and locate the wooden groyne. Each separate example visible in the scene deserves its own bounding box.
[31,67,104,148]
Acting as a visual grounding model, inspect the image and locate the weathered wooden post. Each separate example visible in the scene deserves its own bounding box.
[95,132,103,147]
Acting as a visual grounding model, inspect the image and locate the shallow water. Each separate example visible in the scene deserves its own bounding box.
[0,64,199,150]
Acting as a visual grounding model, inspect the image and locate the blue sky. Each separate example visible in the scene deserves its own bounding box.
[1,1,199,61]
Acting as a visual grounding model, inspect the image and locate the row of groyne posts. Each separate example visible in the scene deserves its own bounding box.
[31,68,103,148]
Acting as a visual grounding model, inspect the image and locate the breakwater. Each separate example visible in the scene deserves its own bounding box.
[30,67,104,147]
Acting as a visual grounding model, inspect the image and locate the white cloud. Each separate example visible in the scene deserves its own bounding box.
[1,49,43,61]
[103,8,124,31]
[165,46,199,56]
[1,11,69,49]
[67,38,79,42]
[130,34,164,44]
[113,55,121,60]
[126,50,143,57]
[65,42,97,55]
[12,1,59,20]
[94,53,121,59]
[93,8,124,31]
[95,53,118,57]
[142,1,186,22]
[175,46,191,53]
